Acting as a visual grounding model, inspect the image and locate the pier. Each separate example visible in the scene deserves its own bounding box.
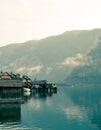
[32,80,57,93]
[0,79,23,103]
[0,71,57,103]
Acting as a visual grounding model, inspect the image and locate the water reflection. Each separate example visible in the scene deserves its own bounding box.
[23,91,57,102]
[32,92,56,99]
[0,104,21,122]
[21,91,58,130]
[1,86,101,130]
[22,87,101,130]
[62,86,101,130]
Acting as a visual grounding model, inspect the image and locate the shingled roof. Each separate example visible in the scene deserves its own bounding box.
[0,79,22,87]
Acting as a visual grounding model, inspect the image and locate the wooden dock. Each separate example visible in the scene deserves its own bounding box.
[0,72,57,103]
[32,80,57,93]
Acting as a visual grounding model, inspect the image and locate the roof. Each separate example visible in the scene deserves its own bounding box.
[0,79,22,88]
[33,80,47,85]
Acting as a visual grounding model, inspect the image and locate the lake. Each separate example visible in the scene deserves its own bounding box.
[0,85,101,130]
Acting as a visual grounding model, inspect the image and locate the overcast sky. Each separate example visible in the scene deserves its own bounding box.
[0,0,101,46]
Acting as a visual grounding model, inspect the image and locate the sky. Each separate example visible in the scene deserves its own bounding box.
[0,0,101,47]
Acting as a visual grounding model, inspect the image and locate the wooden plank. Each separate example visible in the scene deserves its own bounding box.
[0,99,24,104]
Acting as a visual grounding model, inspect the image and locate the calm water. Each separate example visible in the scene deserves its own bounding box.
[0,86,101,130]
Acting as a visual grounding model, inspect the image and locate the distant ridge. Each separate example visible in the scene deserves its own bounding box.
[65,36,101,85]
[0,29,101,82]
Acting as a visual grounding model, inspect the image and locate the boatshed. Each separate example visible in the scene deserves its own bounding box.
[0,79,23,99]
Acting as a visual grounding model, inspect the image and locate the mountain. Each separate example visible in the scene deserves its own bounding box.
[65,36,101,85]
[0,29,101,82]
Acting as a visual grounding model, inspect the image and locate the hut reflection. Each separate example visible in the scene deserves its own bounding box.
[32,92,57,99]
[0,104,21,122]
[23,91,57,103]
